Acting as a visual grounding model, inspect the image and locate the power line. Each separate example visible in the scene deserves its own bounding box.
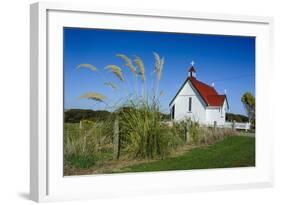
[210,73,255,83]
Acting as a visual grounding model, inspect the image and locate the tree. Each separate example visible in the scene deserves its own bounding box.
[241,92,255,127]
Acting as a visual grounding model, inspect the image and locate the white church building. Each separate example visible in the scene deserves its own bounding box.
[169,64,229,126]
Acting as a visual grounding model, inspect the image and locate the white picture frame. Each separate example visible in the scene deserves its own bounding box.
[30,2,274,202]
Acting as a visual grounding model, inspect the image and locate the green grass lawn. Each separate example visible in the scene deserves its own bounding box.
[117,136,255,173]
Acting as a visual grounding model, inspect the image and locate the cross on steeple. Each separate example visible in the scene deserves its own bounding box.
[188,60,196,78]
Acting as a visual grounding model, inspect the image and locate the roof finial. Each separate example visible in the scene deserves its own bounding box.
[191,60,195,66]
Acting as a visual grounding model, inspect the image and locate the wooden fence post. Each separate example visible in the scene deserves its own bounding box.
[232,120,236,131]
[113,117,120,160]
[184,126,190,144]
[213,121,217,131]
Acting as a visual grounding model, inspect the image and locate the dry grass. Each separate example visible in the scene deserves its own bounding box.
[105,65,125,81]
[76,63,98,72]
[116,54,137,75]
[190,124,237,145]
[153,52,164,80]
[79,92,107,102]
[104,81,118,90]
[134,56,145,81]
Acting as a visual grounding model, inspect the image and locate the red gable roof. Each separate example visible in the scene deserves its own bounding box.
[189,77,226,106]
[169,76,227,107]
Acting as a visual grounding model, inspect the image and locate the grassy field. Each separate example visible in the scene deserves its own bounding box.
[115,136,255,173]
[64,134,255,175]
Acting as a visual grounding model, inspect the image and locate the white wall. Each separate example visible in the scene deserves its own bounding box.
[206,107,223,125]
[172,80,206,122]
[0,1,280,205]
[206,100,227,126]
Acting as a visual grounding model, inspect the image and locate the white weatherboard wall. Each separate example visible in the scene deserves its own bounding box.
[172,80,206,122]
[206,101,227,126]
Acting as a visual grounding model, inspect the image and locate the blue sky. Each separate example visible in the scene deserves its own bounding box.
[64,27,255,115]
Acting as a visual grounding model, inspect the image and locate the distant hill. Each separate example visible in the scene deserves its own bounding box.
[64,109,111,123]
[226,113,249,123]
[64,109,170,123]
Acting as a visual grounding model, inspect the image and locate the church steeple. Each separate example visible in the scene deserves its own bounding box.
[188,61,196,78]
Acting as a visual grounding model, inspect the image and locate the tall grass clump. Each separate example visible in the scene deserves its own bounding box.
[118,101,184,159]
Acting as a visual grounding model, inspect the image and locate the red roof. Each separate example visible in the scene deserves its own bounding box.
[205,95,226,106]
[189,77,226,106]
